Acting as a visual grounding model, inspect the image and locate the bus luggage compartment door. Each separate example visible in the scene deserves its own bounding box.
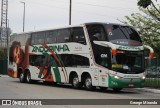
[98,69,108,87]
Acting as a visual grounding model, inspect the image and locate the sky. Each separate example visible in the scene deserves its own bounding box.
[6,0,141,33]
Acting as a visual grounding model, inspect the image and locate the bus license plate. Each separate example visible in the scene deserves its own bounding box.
[128,84,134,87]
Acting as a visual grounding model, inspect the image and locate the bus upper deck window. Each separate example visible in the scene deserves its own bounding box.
[72,27,86,45]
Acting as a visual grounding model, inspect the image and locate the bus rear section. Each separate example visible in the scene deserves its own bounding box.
[8,26,93,88]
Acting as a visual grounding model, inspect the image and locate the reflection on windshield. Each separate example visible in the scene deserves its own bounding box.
[106,24,142,42]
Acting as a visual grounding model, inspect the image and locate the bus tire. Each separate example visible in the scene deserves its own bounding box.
[113,88,122,92]
[72,75,82,89]
[19,72,25,83]
[84,75,95,90]
[26,71,32,84]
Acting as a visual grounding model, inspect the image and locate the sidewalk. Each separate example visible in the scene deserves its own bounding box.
[0,74,9,78]
[134,88,160,94]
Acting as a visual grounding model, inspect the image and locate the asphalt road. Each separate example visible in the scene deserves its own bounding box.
[0,76,160,108]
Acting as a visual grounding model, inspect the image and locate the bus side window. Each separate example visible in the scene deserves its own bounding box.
[72,27,86,45]
[61,54,73,67]
[57,28,71,43]
[61,54,90,67]
[72,55,90,66]
[45,30,57,44]
[31,35,35,45]
[31,32,45,45]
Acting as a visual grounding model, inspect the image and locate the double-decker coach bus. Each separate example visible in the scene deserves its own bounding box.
[8,22,154,91]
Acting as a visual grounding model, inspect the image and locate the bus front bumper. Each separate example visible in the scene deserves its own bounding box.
[108,75,145,88]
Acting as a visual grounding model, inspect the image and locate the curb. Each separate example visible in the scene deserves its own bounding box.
[0,75,160,94]
[134,88,160,94]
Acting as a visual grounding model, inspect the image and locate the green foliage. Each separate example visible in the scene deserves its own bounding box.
[137,0,160,21]
[145,79,160,88]
[138,0,152,8]
[124,3,160,56]
[0,48,7,60]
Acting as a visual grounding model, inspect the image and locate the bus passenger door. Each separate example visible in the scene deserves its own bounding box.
[94,45,111,87]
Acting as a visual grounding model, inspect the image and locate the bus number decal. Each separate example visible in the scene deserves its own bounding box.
[101,54,108,58]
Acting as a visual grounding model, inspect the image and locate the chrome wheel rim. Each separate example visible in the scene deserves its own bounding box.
[20,73,23,81]
[73,77,79,87]
[26,73,30,82]
[85,78,92,88]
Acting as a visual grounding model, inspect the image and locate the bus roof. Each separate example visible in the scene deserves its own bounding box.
[84,22,132,27]
[11,24,84,36]
[11,22,133,36]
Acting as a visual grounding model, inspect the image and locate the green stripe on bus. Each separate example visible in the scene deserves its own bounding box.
[52,61,61,83]
[108,75,144,88]
[56,54,68,81]
[41,52,61,82]
[30,45,62,82]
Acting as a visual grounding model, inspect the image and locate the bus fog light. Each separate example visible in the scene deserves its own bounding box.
[142,76,145,79]
[114,75,119,79]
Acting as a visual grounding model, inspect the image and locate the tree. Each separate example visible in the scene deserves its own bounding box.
[138,0,152,8]
[138,0,160,21]
[123,2,160,55]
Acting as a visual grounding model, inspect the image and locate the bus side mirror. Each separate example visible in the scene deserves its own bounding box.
[150,52,154,59]
[144,45,154,59]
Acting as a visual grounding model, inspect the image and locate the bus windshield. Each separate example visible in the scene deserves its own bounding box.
[86,24,144,71]
[87,24,142,46]
[112,51,144,74]
[105,24,142,43]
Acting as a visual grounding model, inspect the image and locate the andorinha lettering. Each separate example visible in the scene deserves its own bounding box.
[32,44,70,53]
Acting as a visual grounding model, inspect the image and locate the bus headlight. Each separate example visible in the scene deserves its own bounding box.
[114,75,120,79]
[142,76,146,80]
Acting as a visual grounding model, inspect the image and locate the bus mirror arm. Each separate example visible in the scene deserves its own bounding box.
[143,45,154,59]
[93,41,117,56]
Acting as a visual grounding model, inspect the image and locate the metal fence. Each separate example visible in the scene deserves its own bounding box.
[145,58,160,88]
[0,60,8,75]
[0,47,8,75]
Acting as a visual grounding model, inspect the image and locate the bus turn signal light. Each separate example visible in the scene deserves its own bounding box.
[112,49,117,56]
[150,52,154,58]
